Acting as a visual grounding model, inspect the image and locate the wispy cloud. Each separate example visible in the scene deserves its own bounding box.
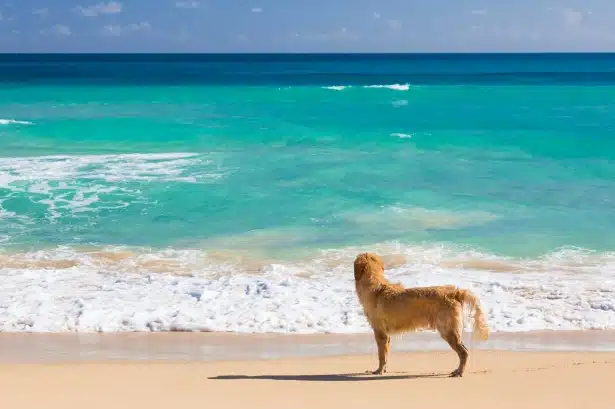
[372,12,381,20]
[103,21,150,36]
[388,19,402,31]
[42,24,72,36]
[32,8,49,17]
[75,2,122,17]
[562,8,583,27]
[251,7,262,13]
[175,1,201,9]
[294,27,359,43]
[54,25,72,36]
[0,10,13,21]
[471,9,487,16]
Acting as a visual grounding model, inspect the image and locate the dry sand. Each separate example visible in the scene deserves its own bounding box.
[2,348,613,409]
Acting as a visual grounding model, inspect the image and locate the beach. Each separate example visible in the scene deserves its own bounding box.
[2,332,614,409]
[2,53,615,408]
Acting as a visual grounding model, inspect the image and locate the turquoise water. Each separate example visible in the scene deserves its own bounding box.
[3,81,615,258]
[1,54,615,333]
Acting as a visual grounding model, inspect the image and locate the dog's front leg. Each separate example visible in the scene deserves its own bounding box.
[372,330,390,375]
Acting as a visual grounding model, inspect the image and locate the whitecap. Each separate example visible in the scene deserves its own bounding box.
[391,132,412,139]
[1,242,614,333]
[0,119,34,125]
[322,85,348,91]
[0,152,229,223]
[364,84,410,91]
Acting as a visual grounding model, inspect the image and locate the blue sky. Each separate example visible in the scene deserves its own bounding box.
[1,1,614,52]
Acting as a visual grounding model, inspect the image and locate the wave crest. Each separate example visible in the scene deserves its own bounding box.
[364,83,410,91]
[0,152,229,223]
[1,243,614,333]
[391,132,412,139]
[320,84,411,91]
[0,119,34,125]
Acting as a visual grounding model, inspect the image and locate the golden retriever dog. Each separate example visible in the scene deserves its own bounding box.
[353,252,489,377]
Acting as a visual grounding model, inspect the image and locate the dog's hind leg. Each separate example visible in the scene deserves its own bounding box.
[439,320,469,377]
[371,330,390,375]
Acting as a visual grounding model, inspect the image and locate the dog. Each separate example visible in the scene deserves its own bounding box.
[353,252,489,377]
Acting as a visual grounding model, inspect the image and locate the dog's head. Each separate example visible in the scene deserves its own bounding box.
[353,252,384,282]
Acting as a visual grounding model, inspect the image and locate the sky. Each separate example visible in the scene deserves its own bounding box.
[1,1,615,52]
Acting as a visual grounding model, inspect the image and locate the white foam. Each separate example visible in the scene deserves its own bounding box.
[0,152,229,223]
[392,99,409,107]
[391,133,412,139]
[0,119,33,125]
[1,244,614,333]
[364,84,410,91]
[320,84,411,91]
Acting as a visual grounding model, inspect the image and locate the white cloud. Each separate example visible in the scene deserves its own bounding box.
[372,12,381,20]
[75,2,122,17]
[388,19,402,31]
[103,21,150,36]
[175,1,201,8]
[471,9,487,16]
[251,7,262,13]
[45,24,71,36]
[562,8,583,26]
[293,27,359,42]
[32,7,48,17]
[103,25,122,36]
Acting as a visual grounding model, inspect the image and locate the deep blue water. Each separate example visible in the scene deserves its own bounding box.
[2,53,615,85]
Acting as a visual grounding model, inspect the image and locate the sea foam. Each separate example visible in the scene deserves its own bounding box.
[0,119,33,125]
[1,244,614,333]
[0,152,229,223]
[364,84,410,91]
[321,84,410,91]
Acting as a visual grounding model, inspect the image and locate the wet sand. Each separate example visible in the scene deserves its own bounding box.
[1,330,614,363]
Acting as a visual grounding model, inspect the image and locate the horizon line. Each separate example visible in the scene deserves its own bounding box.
[2,51,615,55]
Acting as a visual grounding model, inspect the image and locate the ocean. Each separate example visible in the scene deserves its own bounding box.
[1,53,614,333]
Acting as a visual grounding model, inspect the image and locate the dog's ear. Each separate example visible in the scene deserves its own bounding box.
[354,253,370,281]
[369,253,385,272]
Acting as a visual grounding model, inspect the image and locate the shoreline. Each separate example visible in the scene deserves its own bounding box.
[2,329,615,363]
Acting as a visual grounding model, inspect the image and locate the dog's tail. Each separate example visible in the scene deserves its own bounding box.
[455,289,489,341]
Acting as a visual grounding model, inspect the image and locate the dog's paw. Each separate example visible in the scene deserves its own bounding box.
[449,369,463,378]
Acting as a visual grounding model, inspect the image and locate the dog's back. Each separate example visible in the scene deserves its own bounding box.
[359,283,465,335]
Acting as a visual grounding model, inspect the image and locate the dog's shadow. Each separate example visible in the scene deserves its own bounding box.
[209,372,446,382]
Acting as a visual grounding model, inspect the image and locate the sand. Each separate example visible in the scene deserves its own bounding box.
[1,334,613,409]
